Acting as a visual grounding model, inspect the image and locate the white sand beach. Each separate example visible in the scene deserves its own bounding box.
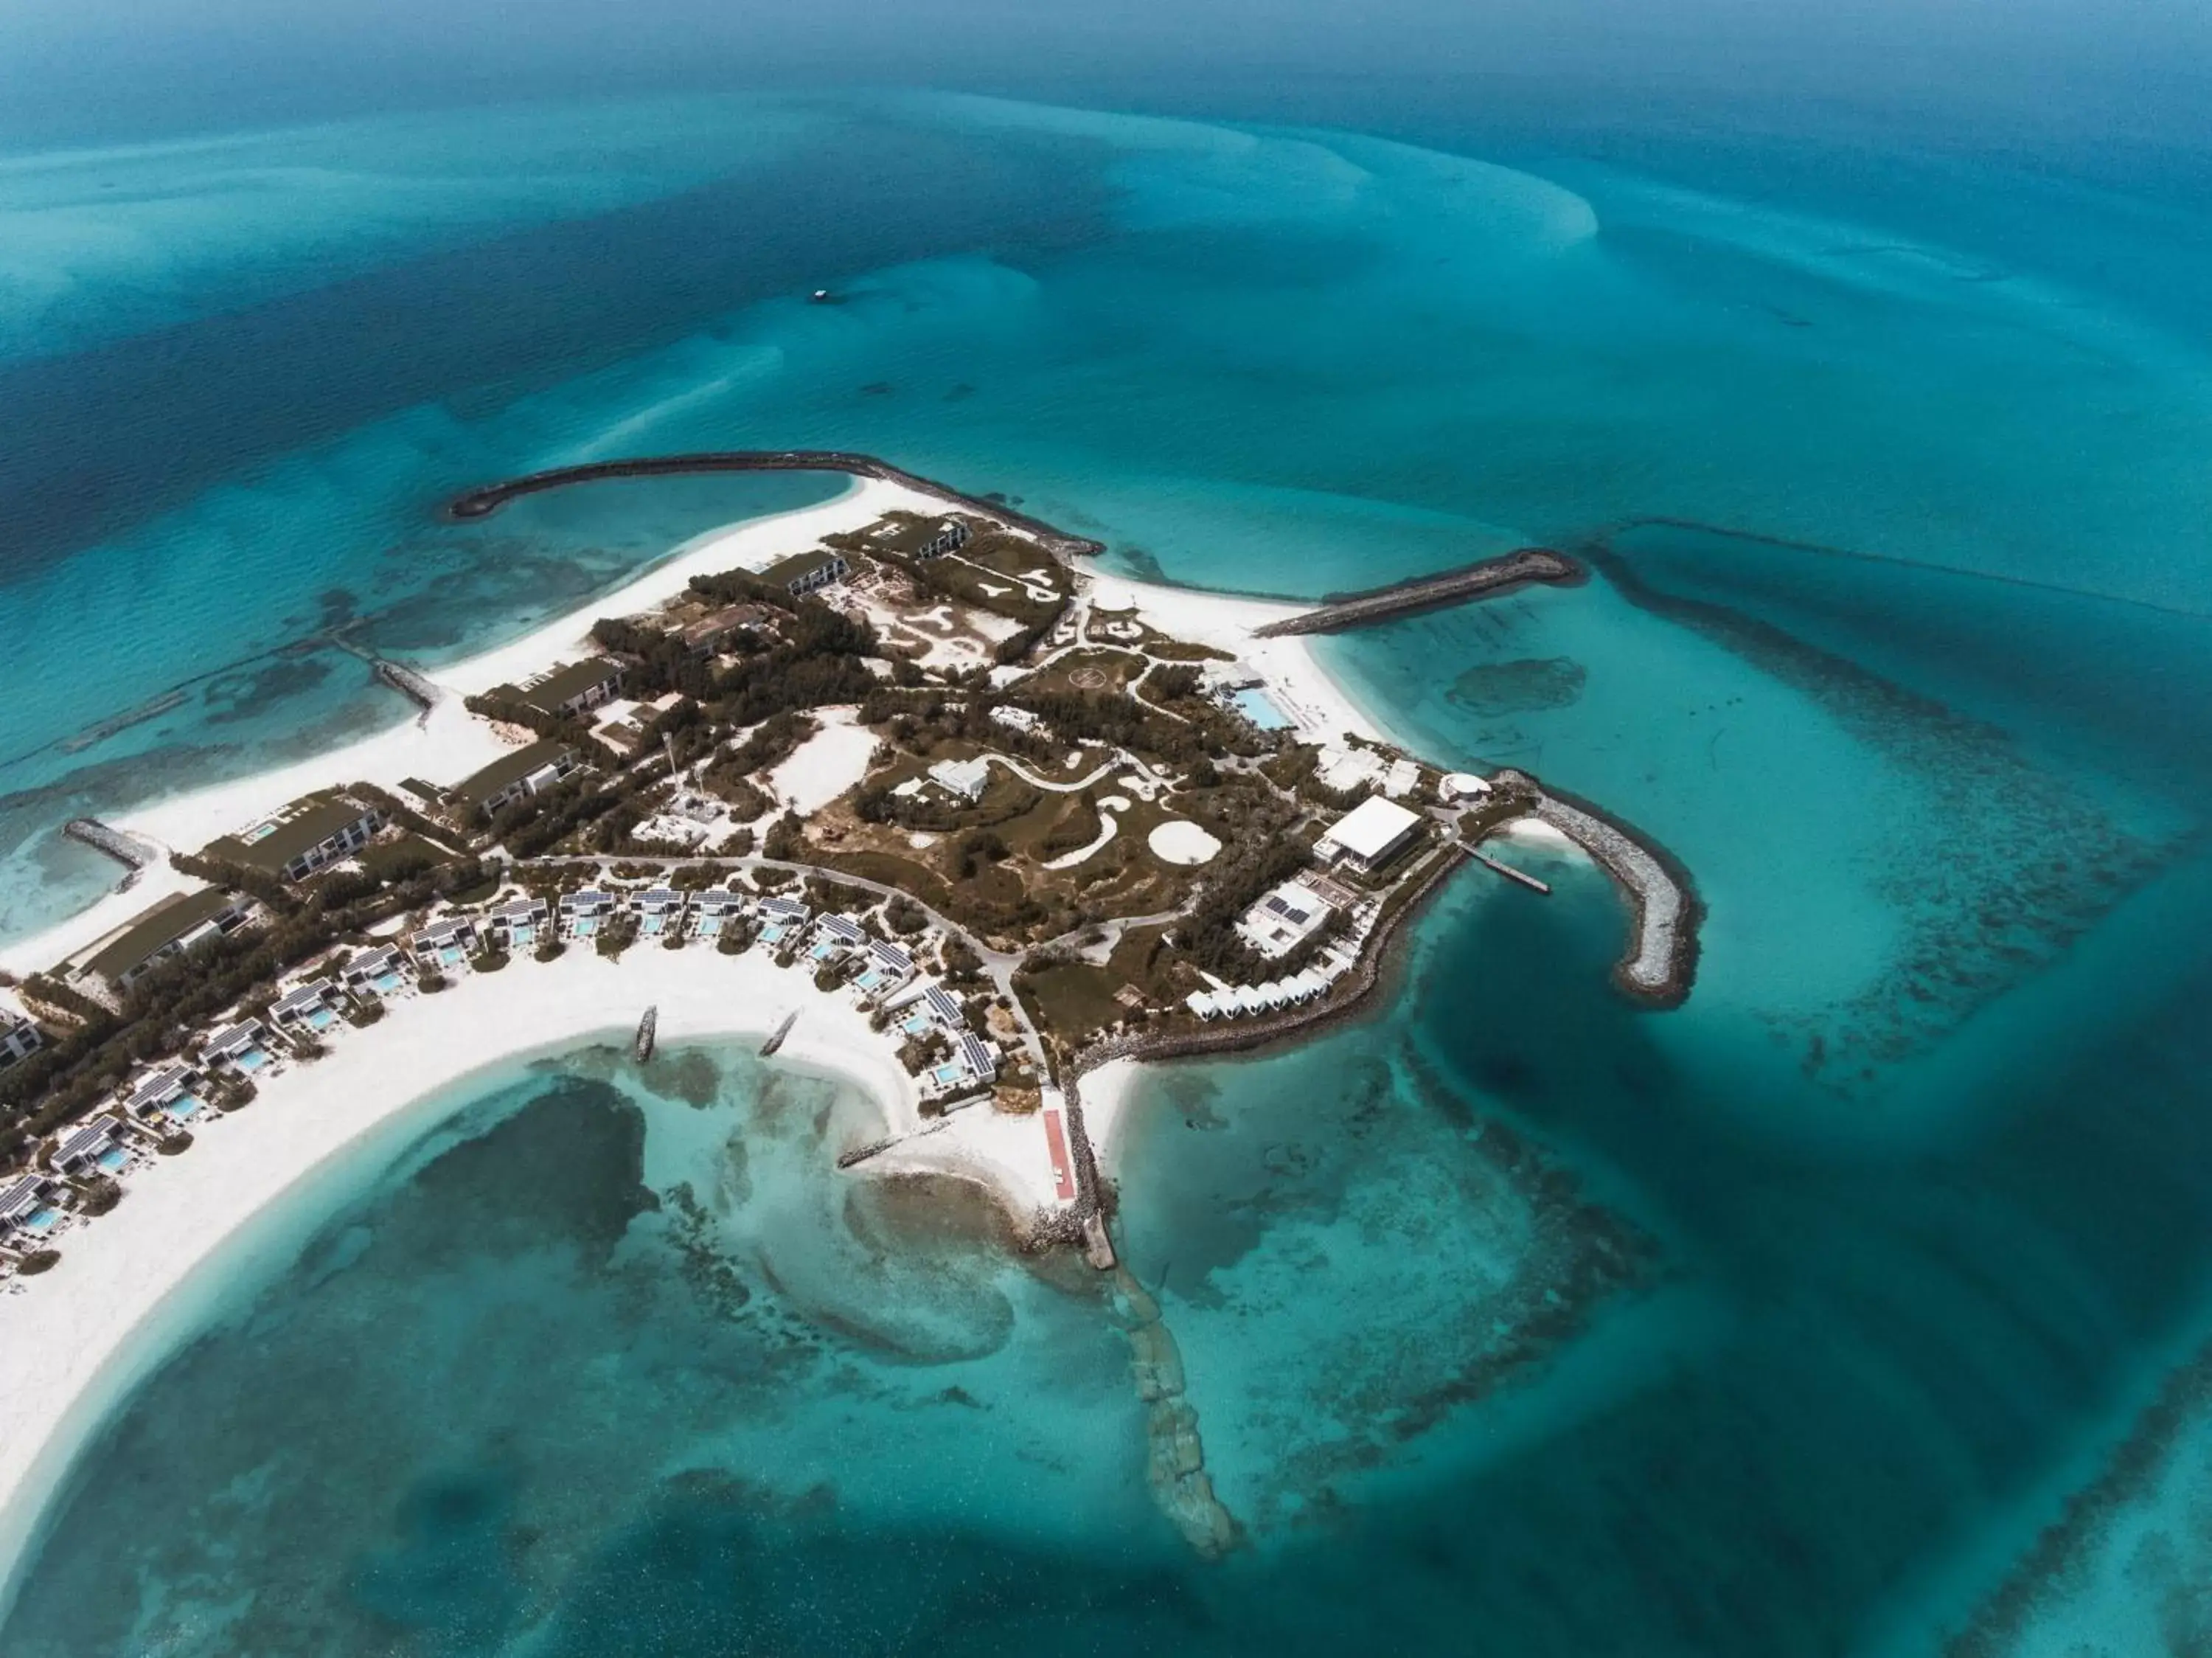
[1082,569,1391,749]
[0,942,1071,1607]
[0,476,939,983]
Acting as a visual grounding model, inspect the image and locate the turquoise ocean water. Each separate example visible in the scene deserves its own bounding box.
[4,83,2212,1654]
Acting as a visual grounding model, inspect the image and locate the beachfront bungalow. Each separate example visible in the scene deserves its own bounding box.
[53,1116,125,1177]
[631,889,688,939]
[411,917,479,970]
[125,1064,202,1124]
[927,757,992,803]
[70,887,258,996]
[0,1013,42,1069]
[491,658,625,721]
[270,979,344,1035]
[690,888,748,940]
[758,549,849,597]
[202,791,383,883]
[341,946,409,999]
[756,895,811,948]
[807,914,866,963]
[487,898,551,949]
[0,1175,61,1244]
[959,1034,998,1083]
[1184,990,1222,1021]
[559,890,616,940]
[1313,795,1425,877]
[203,1019,274,1076]
[853,939,917,1000]
[448,740,582,820]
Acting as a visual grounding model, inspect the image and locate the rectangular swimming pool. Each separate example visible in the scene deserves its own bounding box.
[1229,686,1293,731]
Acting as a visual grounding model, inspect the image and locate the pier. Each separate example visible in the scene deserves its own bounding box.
[1469,846,1552,894]
[1250,547,1582,637]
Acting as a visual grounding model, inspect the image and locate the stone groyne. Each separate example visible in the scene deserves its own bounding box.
[1108,1265,1241,1559]
[1250,547,1582,637]
[444,450,1106,560]
[63,819,156,872]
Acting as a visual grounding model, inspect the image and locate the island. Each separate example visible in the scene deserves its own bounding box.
[0,455,1695,1561]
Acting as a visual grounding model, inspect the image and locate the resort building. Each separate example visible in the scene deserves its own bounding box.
[341,946,410,999]
[989,705,1043,735]
[681,603,768,655]
[807,914,866,962]
[756,895,811,948]
[757,549,849,597]
[559,890,616,939]
[53,1117,123,1177]
[0,1175,60,1244]
[486,898,551,948]
[1234,880,1336,959]
[1314,795,1425,875]
[125,1064,201,1123]
[411,917,479,968]
[449,740,582,819]
[71,888,258,996]
[201,791,383,882]
[1382,758,1423,799]
[269,979,344,1035]
[203,1019,274,1076]
[959,1034,998,1083]
[915,518,971,559]
[854,939,917,1001]
[1314,743,1389,795]
[928,757,992,803]
[1439,771,1492,802]
[632,889,688,938]
[690,888,748,940]
[922,983,967,1033]
[0,1013,43,1069]
[491,658,625,721]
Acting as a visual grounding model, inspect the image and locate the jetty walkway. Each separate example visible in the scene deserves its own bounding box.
[445,450,1104,560]
[1251,547,1581,637]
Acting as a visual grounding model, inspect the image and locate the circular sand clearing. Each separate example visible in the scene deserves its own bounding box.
[1148,820,1222,866]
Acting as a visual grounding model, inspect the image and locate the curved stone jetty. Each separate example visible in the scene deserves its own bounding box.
[445,449,1105,559]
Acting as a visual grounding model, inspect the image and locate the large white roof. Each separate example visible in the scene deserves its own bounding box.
[1321,794,1422,860]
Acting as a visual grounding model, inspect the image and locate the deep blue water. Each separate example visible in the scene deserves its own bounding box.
[4,72,2212,1657]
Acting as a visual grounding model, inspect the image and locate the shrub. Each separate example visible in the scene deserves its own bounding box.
[18,1249,60,1275]
[535,938,566,962]
[813,964,844,993]
[662,932,686,951]
[419,971,448,993]
[347,1000,386,1028]
[158,1132,194,1155]
[717,930,748,956]
[471,949,510,974]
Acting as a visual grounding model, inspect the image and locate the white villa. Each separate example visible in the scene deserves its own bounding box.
[928,757,992,802]
[269,979,344,1034]
[1234,879,1335,960]
[52,1116,122,1177]
[125,1064,200,1123]
[203,1019,273,1076]
[341,946,409,998]
[487,898,551,948]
